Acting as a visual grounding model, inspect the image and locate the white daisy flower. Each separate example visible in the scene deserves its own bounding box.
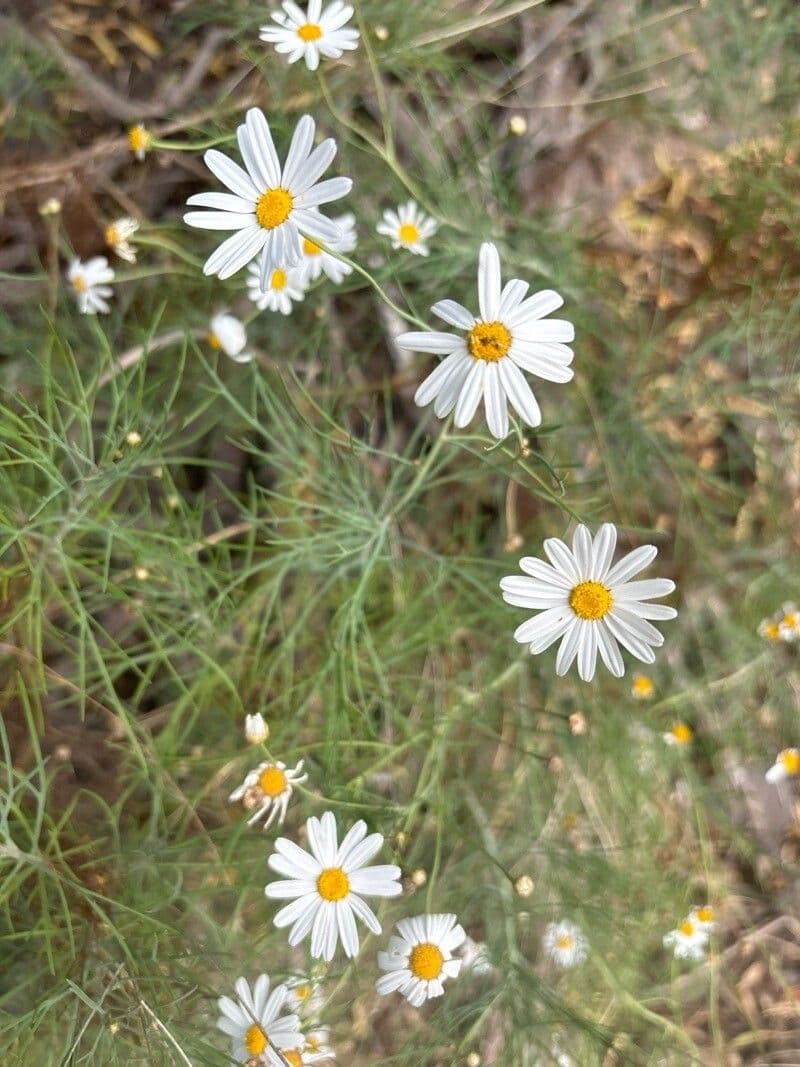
[662,723,693,747]
[375,913,466,1007]
[663,917,708,961]
[689,905,716,932]
[217,974,303,1065]
[247,262,308,315]
[297,212,356,285]
[127,123,152,161]
[245,712,269,744]
[303,1028,332,1057]
[376,201,438,256]
[209,312,251,363]
[542,920,588,968]
[630,673,655,700]
[284,977,324,1017]
[104,217,139,263]
[260,0,359,71]
[229,760,307,830]
[67,257,114,315]
[184,108,352,288]
[278,1042,335,1066]
[500,523,677,682]
[459,935,494,976]
[778,602,800,642]
[766,747,800,784]
[395,242,574,438]
[264,811,402,961]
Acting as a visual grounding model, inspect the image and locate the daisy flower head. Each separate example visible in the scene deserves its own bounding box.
[104,217,139,263]
[500,523,677,682]
[778,602,800,641]
[209,312,251,363]
[260,1,359,72]
[631,673,654,700]
[278,1040,335,1066]
[265,811,402,961]
[128,123,152,161]
[542,920,588,968]
[766,747,800,784]
[395,242,574,439]
[247,261,308,315]
[67,257,114,314]
[184,108,352,288]
[303,1029,333,1059]
[298,212,356,284]
[285,976,324,1017]
[663,722,693,747]
[217,974,302,1064]
[663,917,708,961]
[689,904,716,932]
[245,712,269,744]
[229,760,307,831]
[376,913,466,1007]
[376,201,438,256]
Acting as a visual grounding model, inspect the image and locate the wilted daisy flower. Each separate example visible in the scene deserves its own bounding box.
[128,123,152,161]
[217,974,302,1064]
[766,747,800,784]
[395,242,574,438]
[376,201,438,256]
[376,913,466,1007]
[104,217,139,263]
[67,257,115,314]
[245,712,269,744]
[209,312,251,363]
[285,977,324,1017]
[247,261,308,315]
[500,523,677,681]
[631,673,654,700]
[542,921,588,968]
[663,723,693,747]
[303,1029,333,1058]
[297,212,356,284]
[184,108,352,288]
[265,811,402,961]
[229,760,307,830]
[689,905,716,932]
[663,917,708,961]
[260,0,359,71]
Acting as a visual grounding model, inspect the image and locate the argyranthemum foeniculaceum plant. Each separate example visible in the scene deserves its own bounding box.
[217,974,302,1064]
[260,0,360,72]
[67,256,115,315]
[375,913,466,1007]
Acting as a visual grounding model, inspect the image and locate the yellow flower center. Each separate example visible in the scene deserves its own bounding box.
[256,188,293,229]
[317,867,350,901]
[105,225,118,247]
[782,612,798,628]
[270,269,288,291]
[258,765,287,797]
[694,906,714,923]
[244,1025,267,1056]
[208,332,221,350]
[297,22,323,41]
[71,274,87,294]
[569,581,613,621]
[555,935,573,951]
[294,983,311,1000]
[284,1052,303,1067]
[670,723,693,745]
[398,222,419,245]
[408,942,445,980]
[761,621,780,640]
[467,321,512,362]
[631,674,654,698]
[678,920,695,938]
[128,125,151,154]
[302,237,322,256]
[305,1034,321,1051]
[779,749,800,775]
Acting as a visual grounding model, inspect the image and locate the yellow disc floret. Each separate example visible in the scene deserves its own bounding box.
[244,1025,267,1056]
[398,222,419,245]
[256,188,293,229]
[694,906,714,923]
[678,919,695,938]
[128,124,152,155]
[283,1051,303,1067]
[302,237,322,256]
[569,581,613,621]
[270,269,288,291]
[779,748,800,776]
[555,934,573,951]
[631,674,654,699]
[71,274,87,294]
[258,765,287,797]
[467,321,512,362]
[669,723,693,745]
[317,867,350,901]
[408,941,445,980]
[297,22,323,41]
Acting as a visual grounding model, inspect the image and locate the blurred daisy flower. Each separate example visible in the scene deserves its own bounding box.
[184,109,352,288]
[395,242,574,438]
[217,974,302,1064]
[303,1029,333,1058]
[285,976,323,1016]
[663,723,693,747]
[265,811,402,961]
[67,257,114,314]
[128,123,152,161]
[500,523,677,682]
[758,602,800,643]
[209,312,251,363]
[766,747,800,784]
[542,920,588,968]
[245,712,269,744]
[279,1042,334,1066]
[104,217,139,263]
[663,917,708,961]
[247,262,308,315]
[631,673,654,700]
[459,935,494,976]
[689,904,716,932]
[260,0,359,71]
[298,212,356,284]
[376,913,466,1007]
[229,760,307,830]
[376,201,438,256]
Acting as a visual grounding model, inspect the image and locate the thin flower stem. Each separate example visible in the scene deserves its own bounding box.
[316,244,430,329]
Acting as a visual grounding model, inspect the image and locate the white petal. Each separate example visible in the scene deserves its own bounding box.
[431,299,475,329]
[613,578,676,601]
[336,900,360,957]
[184,211,255,231]
[453,360,485,428]
[577,622,598,682]
[246,108,281,187]
[483,363,508,439]
[543,537,580,582]
[414,351,467,407]
[513,606,570,645]
[596,623,625,677]
[518,557,572,587]
[498,358,541,427]
[498,278,529,317]
[282,114,315,188]
[292,139,337,194]
[571,525,593,579]
[605,545,658,586]
[505,289,564,327]
[591,524,617,580]
[555,620,582,675]
[296,176,353,208]
[396,331,461,354]
[186,192,254,212]
[477,242,502,320]
[204,149,259,200]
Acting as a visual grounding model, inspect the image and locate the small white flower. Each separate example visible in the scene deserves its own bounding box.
[500,523,677,682]
[766,747,800,784]
[458,935,494,976]
[104,217,140,263]
[395,242,574,438]
[689,905,716,932]
[67,257,114,314]
[229,760,307,830]
[284,977,324,1017]
[260,0,360,71]
[247,262,308,315]
[663,917,708,961]
[778,602,800,642]
[303,1028,334,1062]
[376,913,466,1007]
[279,1040,335,1065]
[128,123,152,161]
[662,723,694,747]
[297,212,356,284]
[245,712,269,744]
[184,108,352,287]
[376,201,438,256]
[542,921,587,968]
[264,811,402,961]
[209,312,251,362]
[217,975,302,1065]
